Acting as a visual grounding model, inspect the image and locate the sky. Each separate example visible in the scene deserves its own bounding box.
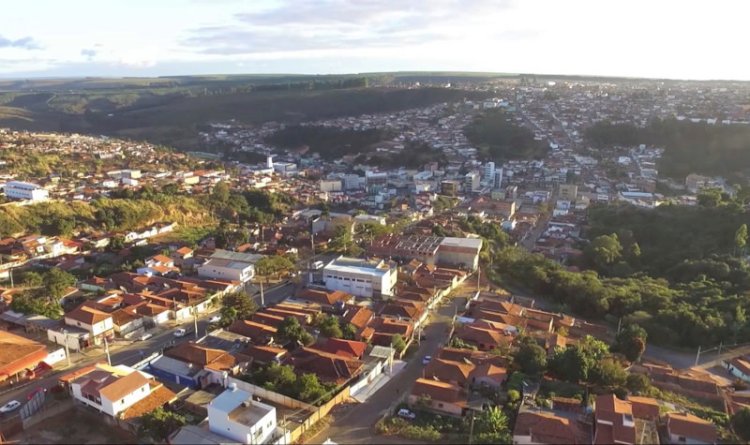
[1,0,749,80]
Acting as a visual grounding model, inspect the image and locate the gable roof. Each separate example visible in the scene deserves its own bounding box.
[319,338,368,359]
[594,394,635,445]
[666,412,717,444]
[343,306,374,329]
[66,302,112,325]
[290,347,364,385]
[411,378,465,404]
[99,370,150,401]
[513,411,586,444]
[424,358,475,385]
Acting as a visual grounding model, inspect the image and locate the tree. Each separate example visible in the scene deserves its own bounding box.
[341,323,358,340]
[586,234,623,269]
[109,235,126,251]
[221,290,258,321]
[472,406,511,444]
[139,407,187,440]
[591,358,628,388]
[21,271,43,288]
[219,306,238,327]
[550,346,591,383]
[626,373,652,395]
[261,363,297,391]
[697,188,723,207]
[43,268,76,300]
[317,315,343,339]
[513,337,547,376]
[732,408,750,441]
[278,316,313,346]
[733,304,747,344]
[211,181,231,206]
[295,373,329,403]
[255,255,296,283]
[736,224,748,256]
[614,324,648,362]
[391,334,407,354]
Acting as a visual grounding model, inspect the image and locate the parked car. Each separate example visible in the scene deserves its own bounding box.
[139,332,153,341]
[421,355,432,365]
[27,387,46,401]
[397,408,416,420]
[0,400,21,413]
[173,328,187,337]
[209,315,221,323]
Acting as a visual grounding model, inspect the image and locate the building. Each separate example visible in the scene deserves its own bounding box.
[441,180,460,196]
[593,394,635,444]
[483,162,495,185]
[64,302,115,347]
[437,237,483,270]
[465,172,480,192]
[559,184,579,201]
[3,181,49,201]
[63,363,164,418]
[513,410,589,444]
[198,249,263,283]
[0,330,50,384]
[322,256,397,298]
[727,357,750,383]
[368,235,482,271]
[319,179,342,193]
[665,412,717,445]
[206,386,288,445]
[408,378,466,417]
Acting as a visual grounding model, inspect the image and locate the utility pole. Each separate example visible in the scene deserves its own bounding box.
[62,329,72,367]
[468,411,475,445]
[193,306,199,340]
[259,280,265,307]
[694,345,702,367]
[9,266,13,288]
[104,336,112,366]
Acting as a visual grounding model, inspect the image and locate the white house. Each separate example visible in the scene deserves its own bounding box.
[197,250,262,283]
[3,181,49,201]
[323,256,397,298]
[207,386,286,444]
[64,302,114,346]
[67,364,153,418]
[727,357,750,383]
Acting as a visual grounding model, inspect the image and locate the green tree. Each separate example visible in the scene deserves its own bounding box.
[21,271,43,288]
[278,316,313,346]
[731,407,750,441]
[261,363,297,391]
[294,373,329,403]
[697,188,723,207]
[109,235,126,251]
[586,233,623,269]
[254,255,296,284]
[732,304,747,344]
[317,315,343,339]
[221,290,258,321]
[472,406,511,444]
[513,337,548,376]
[550,346,591,383]
[614,324,648,362]
[219,306,238,327]
[211,181,231,206]
[43,268,76,300]
[591,358,628,388]
[391,334,407,354]
[138,407,187,440]
[626,373,652,395]
[342,323,358,340]
[736,224,748,256]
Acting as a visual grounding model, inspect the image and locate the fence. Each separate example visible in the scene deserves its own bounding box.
[288,386,351,444]
[226,377,315,411]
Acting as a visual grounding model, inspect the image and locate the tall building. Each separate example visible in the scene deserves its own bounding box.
[266,155,273,169]
[465,172,480,192]
[441,180,460,196]
[493,167,504,190]
[483,162,495,185]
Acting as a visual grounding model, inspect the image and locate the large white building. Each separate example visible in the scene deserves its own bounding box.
[483,162,495,185]
[198,250,263,283]
[3,181,49,201]
[323,256,397,298]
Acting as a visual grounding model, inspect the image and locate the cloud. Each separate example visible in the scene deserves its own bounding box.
[0,35,42,50]
[80,48,97,60]
[182,0,516,56]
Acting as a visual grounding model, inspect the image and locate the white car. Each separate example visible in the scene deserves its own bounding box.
[0,400,21,413]
[173,328,187,337]
[397,408,416,420]
[422,355,432,365]
[139,333,153,341]
[209,315,221,323]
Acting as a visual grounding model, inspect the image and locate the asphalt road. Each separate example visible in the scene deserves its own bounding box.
[308,296,466,445]
[0,281,295,411]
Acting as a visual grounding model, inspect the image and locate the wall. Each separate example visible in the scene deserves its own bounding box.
[109,382,150,416]
[44,348,67,365]
[226,377,313,411]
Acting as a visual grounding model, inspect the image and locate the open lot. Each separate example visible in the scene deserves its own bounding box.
[14,409,137,445]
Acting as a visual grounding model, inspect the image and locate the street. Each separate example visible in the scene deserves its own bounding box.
[307,296,466,445]
[0,281,295,411]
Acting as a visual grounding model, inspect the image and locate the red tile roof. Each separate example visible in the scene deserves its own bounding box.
[666,412,717,444]
[319,338,368,359]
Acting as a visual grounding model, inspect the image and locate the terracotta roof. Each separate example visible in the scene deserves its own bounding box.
[319,338,368,359]
[175,247,193,256]
[343,306,374,329]
[227,319,277,343]
[121,384,176,420]
[594,394,635,445]
[730,357,750,377]
[513,411,584,444]
[0,331,49,382]
[165,342,239,371]
[666,412,717,444]
[251,312,286,328]
[98,370,150,402]
[411,378,465,404]
[241,345,287,364]
[424,358,474,385]
[66,302,112,325]
[290,347,364,385]
[149,254,173,264]
[295,288,352,306]
[471,363,507,385]
[628,396,660,420]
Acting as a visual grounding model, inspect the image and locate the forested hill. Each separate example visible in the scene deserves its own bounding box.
[585,118,750,179]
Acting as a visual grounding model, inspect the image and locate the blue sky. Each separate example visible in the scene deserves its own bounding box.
[1,0,748,80]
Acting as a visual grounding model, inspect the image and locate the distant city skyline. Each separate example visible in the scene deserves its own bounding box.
[1,0,748,80]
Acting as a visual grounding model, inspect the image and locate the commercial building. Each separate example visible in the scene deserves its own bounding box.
[482,162,495,185]
[323,256,397,298]
[464,172,480,192]
[368,235,483,271]
[198,249,263,283]
[558,183,579,201]
[3,181,49,201]
[441,180,461,196]
[0,330,50,384]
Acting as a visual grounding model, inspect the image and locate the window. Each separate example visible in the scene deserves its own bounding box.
[121,398,125,404]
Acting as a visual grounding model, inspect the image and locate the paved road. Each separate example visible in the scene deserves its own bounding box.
[307,297,466,445]
[0,281,295,409]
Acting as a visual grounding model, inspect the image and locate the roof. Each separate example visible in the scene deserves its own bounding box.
[595,394,635,445]
[165,342,240,371]
[319,338,368,359]
[666,412,717,444]
[411,378,465,404]
[121,384,176,420]
[296,288,352,306]
[209,249,263,263]
[513,411,585,444]
[424,358,475,385]
[343,306,374,329]
[0,331,49,381]
[66,302,112,325]
[291,347,364,384]
[628,396,660,420]
[98,370,150,401]
[242,344,288,364]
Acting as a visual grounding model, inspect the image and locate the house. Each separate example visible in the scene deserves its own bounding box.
[593,394,635,445]
[241,345,288,366]
[170,386,288,445]
[136,254,179,277]
[294,287,353,311]
[172,247,194,266]
[322,256,397,298]
[111,308,145,338]
[454,324,514,351]
[62,363,173,419]
[408,378,466,417]
[227,320,277,345]
[665,412,717,445]
[289,347,364,385]
[513,410,589,444]
[64,302,115,346]
[318,338,368,360]
[148,342,249,389]
[0,330,50,385]
[197,249,262,283]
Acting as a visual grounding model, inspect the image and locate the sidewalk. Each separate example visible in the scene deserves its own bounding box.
[351,360,407,403]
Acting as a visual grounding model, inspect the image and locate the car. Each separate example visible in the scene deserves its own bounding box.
[139,333,153,341]
[27,387,46,401]
[0,400,21,413]
[397,408,416,420]
[422,355,432,365]
[173,328,187,337]
[209,315,221,323]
